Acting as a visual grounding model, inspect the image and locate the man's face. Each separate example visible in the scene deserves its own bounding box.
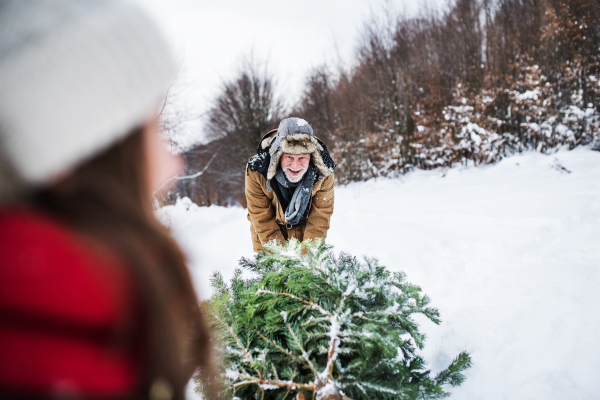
[281,153,310,182]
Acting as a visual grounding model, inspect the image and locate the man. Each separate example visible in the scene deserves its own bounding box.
[245,117,336,252]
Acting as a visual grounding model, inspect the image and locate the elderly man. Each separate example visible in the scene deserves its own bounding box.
[245,117,336,252]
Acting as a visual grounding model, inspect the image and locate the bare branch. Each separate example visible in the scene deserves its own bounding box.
[153,151,219,195]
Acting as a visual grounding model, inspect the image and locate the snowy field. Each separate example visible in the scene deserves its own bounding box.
[157,147,600,400]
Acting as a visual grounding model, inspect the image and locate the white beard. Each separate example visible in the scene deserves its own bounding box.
[283,166,307,182]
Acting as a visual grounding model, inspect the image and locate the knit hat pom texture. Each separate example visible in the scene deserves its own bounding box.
[0,0,175,193]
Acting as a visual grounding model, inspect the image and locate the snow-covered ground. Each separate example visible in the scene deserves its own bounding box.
[157,147,600,400]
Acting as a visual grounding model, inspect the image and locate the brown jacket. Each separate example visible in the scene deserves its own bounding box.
[246,168,334,252]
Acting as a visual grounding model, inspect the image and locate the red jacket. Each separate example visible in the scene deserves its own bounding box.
[0,208,144,398]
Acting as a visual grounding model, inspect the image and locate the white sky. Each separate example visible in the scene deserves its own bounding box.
[132,0,428,147]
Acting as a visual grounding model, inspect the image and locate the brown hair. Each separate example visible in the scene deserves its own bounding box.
[29,128,215,400]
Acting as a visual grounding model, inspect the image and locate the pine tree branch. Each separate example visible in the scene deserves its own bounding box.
[213,313,263,378]
[243,258,262,272]
[233,376,316,392]
[359,381,399,396]
[287,305,310,315]
[285,268,309,275]
[213,280,240,307]
[312,264,334,283]
[257,290,332,316]
[351,314,381,323]
[285,322,320,378]
[337,285,356,314]
[360,304,401,317]
[315,274,334,290]
[302,316,330,327]
[307,333,329,339]
[225,306,235,320]
[257,333,306,367]
[314,282,336,302]
[354,383,368,397]
[321,314,340,382]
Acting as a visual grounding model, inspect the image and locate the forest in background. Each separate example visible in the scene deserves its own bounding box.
[159,0,600,207]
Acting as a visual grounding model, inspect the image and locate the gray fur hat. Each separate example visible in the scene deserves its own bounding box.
[263,117,331,181]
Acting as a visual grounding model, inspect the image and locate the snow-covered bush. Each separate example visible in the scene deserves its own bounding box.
[201,239,471,400]
[289,0,600,184]
[434,62,600,167]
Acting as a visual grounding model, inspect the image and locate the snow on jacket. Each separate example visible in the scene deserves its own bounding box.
[0,207,145,397]
[246,129,335,252]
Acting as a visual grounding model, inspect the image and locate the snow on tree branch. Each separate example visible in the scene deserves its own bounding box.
[200,239,471,400]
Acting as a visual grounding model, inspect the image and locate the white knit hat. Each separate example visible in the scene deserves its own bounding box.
[0,0,175,196]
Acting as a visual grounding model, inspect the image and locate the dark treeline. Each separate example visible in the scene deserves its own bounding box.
[164,0,599,206]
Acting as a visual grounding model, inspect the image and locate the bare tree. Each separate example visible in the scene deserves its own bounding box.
[170,56,285,206]
[292,0,599,184]
[163,0,599,204]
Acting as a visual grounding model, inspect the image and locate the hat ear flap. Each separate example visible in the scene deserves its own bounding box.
[312,136,323,152]
[311,150,332,178]
[261,136,275,149]
[267,148,283,181]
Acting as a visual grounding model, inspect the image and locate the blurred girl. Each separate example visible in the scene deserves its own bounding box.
[0,1,213,399]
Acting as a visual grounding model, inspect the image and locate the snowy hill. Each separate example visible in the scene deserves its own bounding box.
[157,147,600,400]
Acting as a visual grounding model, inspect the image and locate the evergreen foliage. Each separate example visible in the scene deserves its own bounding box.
[203,239,471,400]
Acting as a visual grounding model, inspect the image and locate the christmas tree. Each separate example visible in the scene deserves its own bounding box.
[202,239,471,400]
